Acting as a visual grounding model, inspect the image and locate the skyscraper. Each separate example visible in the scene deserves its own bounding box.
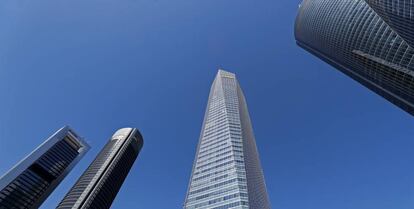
[57,127,143,209]
[184,70,270,209]
[0,126,89,209]
[365,0,414,47]
[295,0,414,116]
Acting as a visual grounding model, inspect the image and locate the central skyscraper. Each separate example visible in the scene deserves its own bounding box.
[184,70,270,209]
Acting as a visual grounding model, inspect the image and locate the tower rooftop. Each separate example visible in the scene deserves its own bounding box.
[217,69,236,78]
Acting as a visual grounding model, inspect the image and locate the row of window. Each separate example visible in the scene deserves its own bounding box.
[205,115,228,127]
[187,183,248,203]
[212,200,249,209]
[187,184,238,203]
[203,127,230,140]
[198,139,242,159]
[203,125,228,138]
[198,141,228,156]
[199,137,230,154]
[196,155,233,170]
[192,166,234,182]
[189,178,246,195]
[197,145,232,160]
[194,155,244,176]
[201,133,230,148]
[296,0,414,112]
[193,160,235,177]
[197,149,232,162]
[198,140,229,156]
[188,192,247,208]
[0,170,49,209]
[197,147,242,167]
[190,173,232,188]
[205,116,228,127]
[0,139,80,209]
[193,164,245,181]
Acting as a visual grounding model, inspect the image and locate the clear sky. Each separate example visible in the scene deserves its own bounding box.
[1,0,413,208]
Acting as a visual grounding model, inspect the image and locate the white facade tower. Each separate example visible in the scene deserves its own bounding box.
[184,70,270,209]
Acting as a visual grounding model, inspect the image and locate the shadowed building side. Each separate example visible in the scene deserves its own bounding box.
[0,126,89,209]
[236,82,270,209]
[295,0,414,116]
[57,128,143,209]
[365,0,414,48]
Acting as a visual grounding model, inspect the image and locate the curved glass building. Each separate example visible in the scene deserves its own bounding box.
[295,0,414,116]
[184,70,270,209]
[57,128,143,209]
[365,0,414,47]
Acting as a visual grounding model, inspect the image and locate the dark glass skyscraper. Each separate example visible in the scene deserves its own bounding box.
[57,128,143,209]
[295,0,414,116]
[184,70,270,209]
[365,0,414,47]
[0,126,89,209]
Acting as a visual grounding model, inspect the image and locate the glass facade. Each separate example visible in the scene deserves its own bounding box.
[57,128,143,209]
[0,126,89,209]
[184,70,270,209]
[365,0,414,47]
[295,0,414,116]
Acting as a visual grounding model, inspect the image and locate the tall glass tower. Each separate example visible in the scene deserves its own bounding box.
[184,70,270,209]
[57,128,143,209]
[0,126,89,209]
[295,0,414,116]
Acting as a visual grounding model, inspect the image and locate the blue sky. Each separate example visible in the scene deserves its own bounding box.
[1,0,413,208]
